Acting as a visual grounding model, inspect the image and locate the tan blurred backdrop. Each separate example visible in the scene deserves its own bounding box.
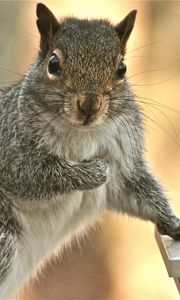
[1,1,180,299]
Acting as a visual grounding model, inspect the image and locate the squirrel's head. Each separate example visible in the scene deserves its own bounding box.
[35,3,137,127]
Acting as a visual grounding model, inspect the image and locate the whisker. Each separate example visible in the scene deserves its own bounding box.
[131,75,176,87]
[125,55,146,60]
[0,67,25,77]
[107,93,179,146]
[0,80,20,86]
[26,108,63,123]
[40,111,65,137]
[134,94,179,114]
[126,67,168,82]
[126,40,161,55]
[108,94,179,117]
[23,30,39,39]
[142,103,177,140]
[25,48,39,52]
[117,113,141,159]
[141,110,179,146]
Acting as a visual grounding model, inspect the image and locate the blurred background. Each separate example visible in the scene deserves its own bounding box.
[1,1,180,299]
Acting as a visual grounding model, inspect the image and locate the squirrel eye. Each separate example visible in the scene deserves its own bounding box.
[48,54,61,75]
[116,61,127,80]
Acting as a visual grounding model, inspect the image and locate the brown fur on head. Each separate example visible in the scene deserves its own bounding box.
[36,3,137,126]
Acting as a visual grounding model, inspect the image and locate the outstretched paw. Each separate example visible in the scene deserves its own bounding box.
[157,218,180,241]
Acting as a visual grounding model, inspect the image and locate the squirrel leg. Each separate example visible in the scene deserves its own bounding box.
[110,167,180,240]
[2,150,109,200]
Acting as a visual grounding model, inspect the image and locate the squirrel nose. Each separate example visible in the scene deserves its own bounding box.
[77,99,101,117]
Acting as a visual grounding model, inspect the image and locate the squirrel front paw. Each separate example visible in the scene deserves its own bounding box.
[73,158,110,191]
[157,217,180,241]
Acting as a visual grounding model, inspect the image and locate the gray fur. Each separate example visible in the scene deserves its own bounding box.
[0,4,180,299]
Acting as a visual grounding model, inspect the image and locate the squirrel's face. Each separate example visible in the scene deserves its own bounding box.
[36,4,136,127]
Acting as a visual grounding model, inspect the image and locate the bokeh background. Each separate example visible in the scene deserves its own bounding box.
[1,1,180,299]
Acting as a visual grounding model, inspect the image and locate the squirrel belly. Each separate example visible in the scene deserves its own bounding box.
[0,186,106,299]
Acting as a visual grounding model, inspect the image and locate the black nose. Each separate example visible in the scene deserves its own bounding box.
[77,100,101,117]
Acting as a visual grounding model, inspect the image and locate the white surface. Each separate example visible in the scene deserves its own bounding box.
[155,230,180,277]
[155,230,180,294]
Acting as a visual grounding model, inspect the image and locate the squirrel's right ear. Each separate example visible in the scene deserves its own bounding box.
[36,3,59,55]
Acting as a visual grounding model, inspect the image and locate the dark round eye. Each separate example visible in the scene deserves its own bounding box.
[48,54,61,75]
[116,61,127,80]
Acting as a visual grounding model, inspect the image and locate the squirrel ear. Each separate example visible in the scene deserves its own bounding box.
[115,10,137,56]
[36,3,59,55]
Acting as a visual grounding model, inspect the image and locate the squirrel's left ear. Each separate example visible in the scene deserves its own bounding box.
[115,10,137,56]
[36,3,59,55]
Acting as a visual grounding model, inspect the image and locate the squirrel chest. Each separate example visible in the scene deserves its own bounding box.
[16,127,125,272]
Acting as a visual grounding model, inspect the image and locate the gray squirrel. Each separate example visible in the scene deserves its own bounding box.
[0,3,180,299]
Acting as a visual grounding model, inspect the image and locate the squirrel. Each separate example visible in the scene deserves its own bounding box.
[0,3,180,298]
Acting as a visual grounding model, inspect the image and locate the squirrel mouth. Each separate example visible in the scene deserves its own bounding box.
[83,116,95,126]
